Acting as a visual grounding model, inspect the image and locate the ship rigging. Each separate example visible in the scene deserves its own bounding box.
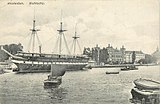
[1,12,89,73]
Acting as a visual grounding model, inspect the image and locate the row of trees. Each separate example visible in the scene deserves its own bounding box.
[0,43,23,61]
[138,54,157,64]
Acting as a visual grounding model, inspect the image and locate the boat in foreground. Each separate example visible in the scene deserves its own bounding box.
[44,64,66,88]
[130,78,160,104]
[44,76,62,88]
[134,78,160,90]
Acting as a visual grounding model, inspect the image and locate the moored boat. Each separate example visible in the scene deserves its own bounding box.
[105,68,120,74]
[121,65,138,71]
[131,88,160,104]
[130,78,160,104]
[1,16,89,73]
[134,78,160,90]
[106,71,119,74]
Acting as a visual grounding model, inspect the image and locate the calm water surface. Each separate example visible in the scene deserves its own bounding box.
[0,65,159,104]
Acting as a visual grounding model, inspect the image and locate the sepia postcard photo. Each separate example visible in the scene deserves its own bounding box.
[0,0,159,104]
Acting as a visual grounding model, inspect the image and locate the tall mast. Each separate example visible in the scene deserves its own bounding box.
[56,11,70,55]
[71,23,82,55]
[28,9,41,53]
[57,22,65,54]
[72,23,79,55]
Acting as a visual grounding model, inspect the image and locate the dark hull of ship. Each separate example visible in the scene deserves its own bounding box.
[130,88,160,104]
[13,62,87,73]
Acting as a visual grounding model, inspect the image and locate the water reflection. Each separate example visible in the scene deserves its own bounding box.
[0,66,159,104]
[44,87,67,102]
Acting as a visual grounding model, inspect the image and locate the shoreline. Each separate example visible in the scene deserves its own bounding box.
[91,64,159,68]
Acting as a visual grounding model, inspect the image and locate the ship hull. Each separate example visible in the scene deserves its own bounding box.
[44,78,62,88]
[13,61,87,73]
[130,88,160,103]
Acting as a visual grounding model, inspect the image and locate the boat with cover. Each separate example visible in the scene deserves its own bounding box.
[1,17,89,73]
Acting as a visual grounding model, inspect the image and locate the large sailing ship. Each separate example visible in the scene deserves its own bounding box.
[1,17,89,73]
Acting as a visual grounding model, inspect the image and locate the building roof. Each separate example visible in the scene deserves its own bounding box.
[125,51,144,54]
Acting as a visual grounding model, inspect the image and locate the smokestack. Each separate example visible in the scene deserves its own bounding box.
[39,46,41,53]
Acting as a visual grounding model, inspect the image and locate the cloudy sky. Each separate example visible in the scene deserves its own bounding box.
[0,0,159,54]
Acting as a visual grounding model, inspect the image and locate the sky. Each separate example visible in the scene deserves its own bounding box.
[0,0,159,54]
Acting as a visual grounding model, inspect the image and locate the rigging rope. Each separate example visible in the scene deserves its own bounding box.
[27,33,33,52]
[77,40,82,53]
[70,40,74,54]
[53,35,60,53]
[35,32,42,47]
[62,33,70,55]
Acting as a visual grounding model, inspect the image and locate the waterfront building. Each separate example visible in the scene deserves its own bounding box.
[125,51,145,63]
[83,45,109,65]
[83,44,145,65]
[120,45,126,63]
[125,51,132,63]
[106,44,124,64]
[135,51,145,62]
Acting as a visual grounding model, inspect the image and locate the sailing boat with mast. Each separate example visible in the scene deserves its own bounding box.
[1,14,89,73]
[43,63,66,88]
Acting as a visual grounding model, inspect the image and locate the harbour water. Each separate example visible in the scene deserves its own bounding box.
[0,65,159,104]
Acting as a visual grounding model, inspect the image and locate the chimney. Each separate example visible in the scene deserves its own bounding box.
[108,44,110,47]
[39,46,41,53]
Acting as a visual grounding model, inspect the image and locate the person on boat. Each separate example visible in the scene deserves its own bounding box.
[57,76,62,84]
[48,75,51,80]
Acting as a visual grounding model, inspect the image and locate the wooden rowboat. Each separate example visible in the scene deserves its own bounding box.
[134,78,160,90]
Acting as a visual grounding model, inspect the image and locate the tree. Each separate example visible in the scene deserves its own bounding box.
[83,47,92,57]
[0,46,9,61]
[132,51,136,64]
[8,43,23,54]
[99,48,109,64]
[0,43,23,61]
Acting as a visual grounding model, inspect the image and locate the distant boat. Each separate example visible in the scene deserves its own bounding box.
[130,78,160,104]
[121,65,138,71]
[106,71,119,74]
[105,68,120,74]
[44,64,66,88]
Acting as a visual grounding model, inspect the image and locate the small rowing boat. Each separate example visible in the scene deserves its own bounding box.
[134,78,160,90]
